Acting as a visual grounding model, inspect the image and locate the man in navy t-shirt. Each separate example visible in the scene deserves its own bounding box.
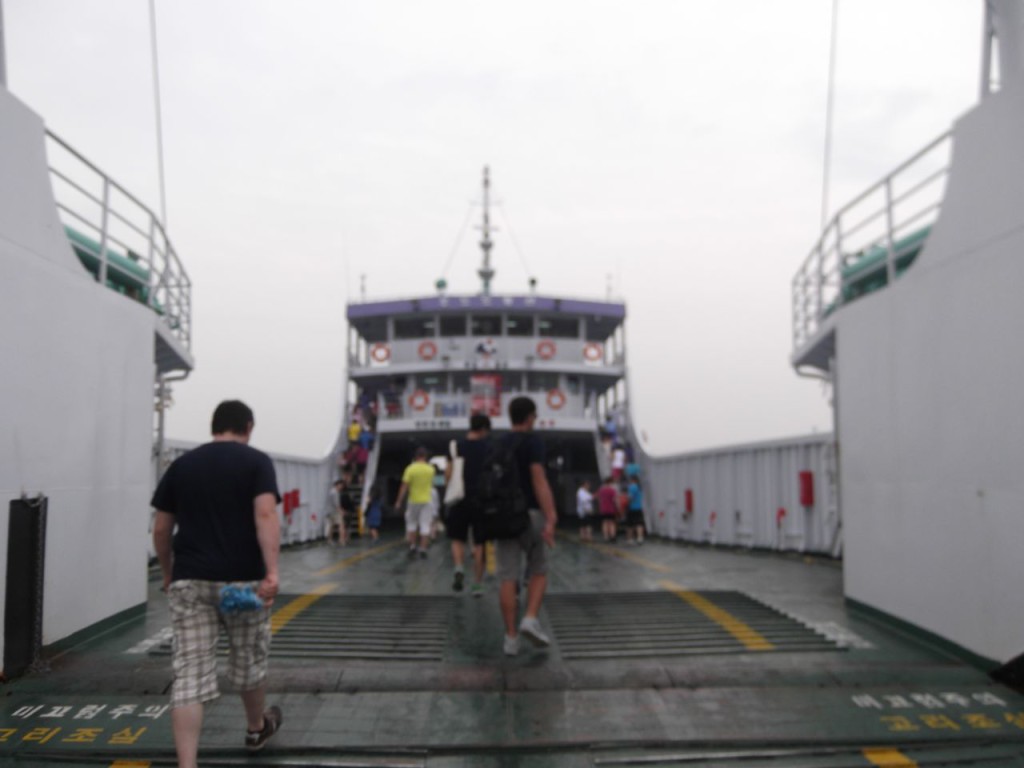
[496,396,558,657]
[151,400,283,766]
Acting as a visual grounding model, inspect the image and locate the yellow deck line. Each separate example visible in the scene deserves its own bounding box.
[659,579,775,651]
[574,535,671,574]
[270,582,336,634]
[862,748,918,766]
[313,539,405,577]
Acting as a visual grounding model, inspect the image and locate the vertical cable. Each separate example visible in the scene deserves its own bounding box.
[149,0,168,226]
[0,0,8,88]
[821,0,840,230]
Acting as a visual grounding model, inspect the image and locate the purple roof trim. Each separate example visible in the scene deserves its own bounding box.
[347,300,415,319]
[348,295,626,321]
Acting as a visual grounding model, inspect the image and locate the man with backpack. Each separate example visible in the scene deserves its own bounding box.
[494,396,558,656]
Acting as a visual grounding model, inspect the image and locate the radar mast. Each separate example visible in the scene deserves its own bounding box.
[477,166,495,296]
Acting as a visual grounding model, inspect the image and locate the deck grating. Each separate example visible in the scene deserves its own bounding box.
[546,591,844,659]
[149,594,454,662]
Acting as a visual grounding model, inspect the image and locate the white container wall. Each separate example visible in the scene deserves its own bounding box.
[641,434,838,555]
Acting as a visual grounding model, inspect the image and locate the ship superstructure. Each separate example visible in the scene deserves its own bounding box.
[339,170,628,517]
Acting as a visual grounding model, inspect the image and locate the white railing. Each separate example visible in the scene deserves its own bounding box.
[792,131,952,354]
[45,131,192,351]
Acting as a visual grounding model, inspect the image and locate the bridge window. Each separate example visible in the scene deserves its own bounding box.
[415,373,446,393]
[539,316,579,338]
[506,315,534,336]
[586,317,617,342]
[471,315,501,336]
[395,316,436,340]
[440,315,466,337]
[527,372,559,391]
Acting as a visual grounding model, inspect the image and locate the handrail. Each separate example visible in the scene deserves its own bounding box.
[45,129,192,352]
[791,130,952,355]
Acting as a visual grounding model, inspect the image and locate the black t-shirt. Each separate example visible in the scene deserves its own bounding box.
[151,441,281,582]
[457,436,492,496]
[502,431,546,510]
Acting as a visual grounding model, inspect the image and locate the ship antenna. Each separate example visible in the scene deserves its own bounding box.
[477,166,495,296]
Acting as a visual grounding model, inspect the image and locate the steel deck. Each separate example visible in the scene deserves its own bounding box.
[2,532,1023,766]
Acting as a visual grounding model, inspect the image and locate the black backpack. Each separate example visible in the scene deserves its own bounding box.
[475,433,531,540]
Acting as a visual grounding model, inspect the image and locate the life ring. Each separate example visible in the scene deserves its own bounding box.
[583,342,603,362]
[536,340,557,360]
[418,340,438,361]
[408,389,430,411]
[546,388,566,410]
[370,343,391,363]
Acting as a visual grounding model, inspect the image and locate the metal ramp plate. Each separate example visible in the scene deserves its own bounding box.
[546,591,843,660]
[150,594,454,662]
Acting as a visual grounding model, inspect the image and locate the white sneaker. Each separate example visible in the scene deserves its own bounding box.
[503,634,519,656]
[518,616,550,647]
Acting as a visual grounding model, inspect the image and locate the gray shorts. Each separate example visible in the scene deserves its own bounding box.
[495,509,548,582]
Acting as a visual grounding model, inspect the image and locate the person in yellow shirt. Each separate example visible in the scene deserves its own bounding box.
[394,446,436,558]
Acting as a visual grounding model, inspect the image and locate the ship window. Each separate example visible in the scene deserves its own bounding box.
[538,316,579,338]
[527,372,559,391]
[394,316,436,340]
[471,315,501,336]
[586,317,617,342]
[452,372,471,392]
[567,375,581,395]
[506,315,534,337]
[415,374,446,393]
[503,372,523,393]
[440,315,466,337]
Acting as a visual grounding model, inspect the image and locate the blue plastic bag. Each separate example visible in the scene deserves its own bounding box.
[219,584,264,613]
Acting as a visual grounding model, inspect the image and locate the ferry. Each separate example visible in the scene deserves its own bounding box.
[339,167,628,526]
[2,2,1024,765]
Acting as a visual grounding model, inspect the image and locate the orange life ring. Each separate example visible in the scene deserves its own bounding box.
[418,340,438,361]
[370,343,391,363]
[408,389,430,411]
[583,342,603,362]
[536,340,557,360]
[546,388,566,410]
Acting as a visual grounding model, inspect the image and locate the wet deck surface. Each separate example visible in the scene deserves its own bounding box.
[3,531,1024,766]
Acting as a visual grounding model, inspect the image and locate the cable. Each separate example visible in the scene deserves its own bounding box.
[440,202,475,279]
[149,0,168,226]
[820,0,839,230]
[494,203,532,280]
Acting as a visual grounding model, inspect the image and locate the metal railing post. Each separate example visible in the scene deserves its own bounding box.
[884,177,896,285]
[97,179,111,287]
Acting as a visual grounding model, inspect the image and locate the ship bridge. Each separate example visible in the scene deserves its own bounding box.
[346,293,626,435]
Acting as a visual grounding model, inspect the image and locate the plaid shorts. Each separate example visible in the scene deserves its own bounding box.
[495,509,548,582]
[166,579,271,707]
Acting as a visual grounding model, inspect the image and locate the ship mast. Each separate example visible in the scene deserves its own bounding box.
[477,166,495,296]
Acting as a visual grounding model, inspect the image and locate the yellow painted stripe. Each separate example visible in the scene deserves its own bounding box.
[313,539,405,577]
[269,582,335,634]
[577,536,671,574]
[485,540,496,575]
[659,579,775,651]
[863,748,918,766]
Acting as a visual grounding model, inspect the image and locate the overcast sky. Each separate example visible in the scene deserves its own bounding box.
[6,1,983,457]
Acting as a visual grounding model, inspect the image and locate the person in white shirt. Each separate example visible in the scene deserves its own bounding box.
[576,479,595,542]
